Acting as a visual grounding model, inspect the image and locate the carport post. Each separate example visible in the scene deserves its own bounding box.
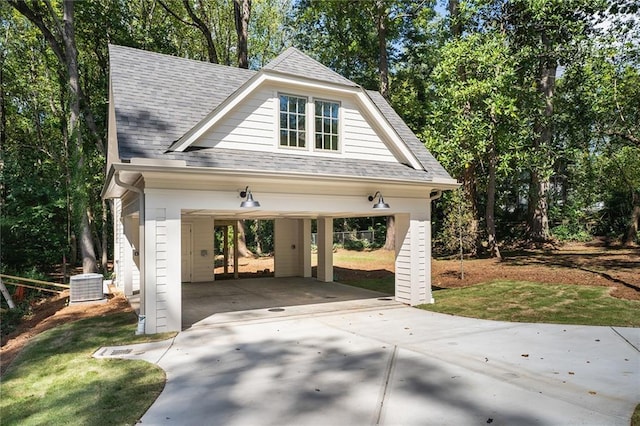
[317,217,333,282]
[233,222,239,279]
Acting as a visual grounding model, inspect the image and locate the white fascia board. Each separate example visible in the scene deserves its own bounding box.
[355,91,423,171]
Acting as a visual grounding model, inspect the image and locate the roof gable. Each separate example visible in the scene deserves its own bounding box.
[108,45,456,184]
[263,47,358,87]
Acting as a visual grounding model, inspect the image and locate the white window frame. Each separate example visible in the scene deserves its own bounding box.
[312,98,341,153]
[278,93,308,150]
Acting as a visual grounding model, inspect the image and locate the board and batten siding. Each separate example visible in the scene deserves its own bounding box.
[182,217,215,282]
[192,87,398,164]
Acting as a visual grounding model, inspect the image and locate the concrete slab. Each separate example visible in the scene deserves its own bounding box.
[96,305,640,426]
[182,277,389,328]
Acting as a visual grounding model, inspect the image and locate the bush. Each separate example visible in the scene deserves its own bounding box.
[551,224,592,242]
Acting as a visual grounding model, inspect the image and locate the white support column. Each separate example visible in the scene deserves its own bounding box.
[394,210,431,306]
[233,222,239,279]
[299,219,312,278]
[144,193,182,334]
[317,217,333,282]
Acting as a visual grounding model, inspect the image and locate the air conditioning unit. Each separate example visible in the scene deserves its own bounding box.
[70,273,104,303]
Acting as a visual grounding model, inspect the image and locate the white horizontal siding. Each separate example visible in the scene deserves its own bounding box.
[395,226,412,305]
[191,88,400,164]
[342,106,396,163]
[155,208,168,330]
[194,87,275,150]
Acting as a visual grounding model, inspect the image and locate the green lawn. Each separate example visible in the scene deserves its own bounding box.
[0,312,174,426]
[418,280,640,327]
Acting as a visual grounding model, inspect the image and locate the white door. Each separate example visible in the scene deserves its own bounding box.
[181,224,192,282]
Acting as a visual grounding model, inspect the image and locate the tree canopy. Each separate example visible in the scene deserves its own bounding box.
[1,0,638,278]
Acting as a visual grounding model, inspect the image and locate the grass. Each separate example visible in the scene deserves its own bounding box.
[0,311,175,426]
[418,280,640,327]
[633,404,640,426]
[341,276,395,294]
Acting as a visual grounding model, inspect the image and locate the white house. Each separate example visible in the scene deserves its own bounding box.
[102,45,458,334]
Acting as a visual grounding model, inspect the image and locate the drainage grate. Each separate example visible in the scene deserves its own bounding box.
[324,296,337,299]
[268,308,285,312]
[110,349,133,356]
[378,297,393,301]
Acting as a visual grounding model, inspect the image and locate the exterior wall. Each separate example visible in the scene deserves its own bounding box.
[144,194,181,334]
[182,217,214,282]
[298,219,312,278]
[394,206,433,306]
[192,86,397,163]
[112,199,123,289]
[274,218,300,277]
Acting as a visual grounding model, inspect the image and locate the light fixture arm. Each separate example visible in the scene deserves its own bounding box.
[239,186,249,198]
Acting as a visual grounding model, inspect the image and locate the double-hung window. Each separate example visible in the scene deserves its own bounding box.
[315,100,339,151]
[279,94,307,148]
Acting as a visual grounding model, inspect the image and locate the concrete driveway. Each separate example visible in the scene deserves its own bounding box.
[96,300,639,425]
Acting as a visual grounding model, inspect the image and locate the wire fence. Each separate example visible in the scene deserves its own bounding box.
[311,230,375,246]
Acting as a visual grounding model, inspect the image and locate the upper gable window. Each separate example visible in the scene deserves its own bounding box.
[315,100,340,151]
[279,94,307,148]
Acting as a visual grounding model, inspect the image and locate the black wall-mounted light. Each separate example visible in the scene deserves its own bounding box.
[240,186,260,208]
[368,191,390,209]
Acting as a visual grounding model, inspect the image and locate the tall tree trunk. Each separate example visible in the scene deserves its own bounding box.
[236,220,254,257]
[527,33,555,242]
[375,0,389,99]
[623,192,640,245]
[448,0,462,38]
[234,0,251,69]
[485,141,501,259]
[382,216,395,251]
[63,0,97,272]
[254,220,262,255]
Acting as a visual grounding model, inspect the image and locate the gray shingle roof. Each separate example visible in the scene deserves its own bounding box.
[263,47,358,87]
[108,45,454,184]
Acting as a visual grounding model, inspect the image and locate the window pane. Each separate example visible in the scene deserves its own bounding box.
[298,114,305,131]
[332,135,338,150]
[280,95,287,112]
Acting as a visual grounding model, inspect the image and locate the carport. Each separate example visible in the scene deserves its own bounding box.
[103,45,458,334]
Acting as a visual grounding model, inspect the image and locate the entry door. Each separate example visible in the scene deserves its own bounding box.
[181,224,192,282]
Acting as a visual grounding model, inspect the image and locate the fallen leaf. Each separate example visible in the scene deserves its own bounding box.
[521,354,529,358]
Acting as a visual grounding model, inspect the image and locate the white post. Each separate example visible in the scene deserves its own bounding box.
[0,278,16,309]
[317,217,333,282]
[300,219,312,278]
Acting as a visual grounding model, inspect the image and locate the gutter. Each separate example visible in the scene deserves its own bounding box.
[113,171,146,326]
[429,190,443,201]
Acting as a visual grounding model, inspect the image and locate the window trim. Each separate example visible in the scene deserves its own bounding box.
[278,93,308,150]
[312,98,342,153]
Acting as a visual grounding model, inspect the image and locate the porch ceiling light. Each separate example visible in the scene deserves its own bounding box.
[240,186,260,208]
[368,191,390,209]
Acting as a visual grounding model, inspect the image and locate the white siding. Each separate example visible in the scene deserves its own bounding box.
[155,209,168,330]
[342,104,395,163]
[394,213,429,306]
[112,199,124,289]
[194,87,275,150]
[192,87,399,164]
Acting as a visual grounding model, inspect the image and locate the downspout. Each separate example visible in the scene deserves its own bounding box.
[114,171,146,332]
[429,190,443,201]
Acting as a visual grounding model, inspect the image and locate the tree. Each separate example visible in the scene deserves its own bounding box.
[504,0,607,242]
[9,0,100,273]
[234,0,251,68]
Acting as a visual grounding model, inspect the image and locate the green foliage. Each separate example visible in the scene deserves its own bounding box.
[550,224,592,243]
[434,188,478,256]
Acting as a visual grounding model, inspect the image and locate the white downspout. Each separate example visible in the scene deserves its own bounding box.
[429,190,443,201]
[114,171,146,332]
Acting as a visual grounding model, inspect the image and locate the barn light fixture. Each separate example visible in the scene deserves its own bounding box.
[240,186,260,208]
[368,191,390,209]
